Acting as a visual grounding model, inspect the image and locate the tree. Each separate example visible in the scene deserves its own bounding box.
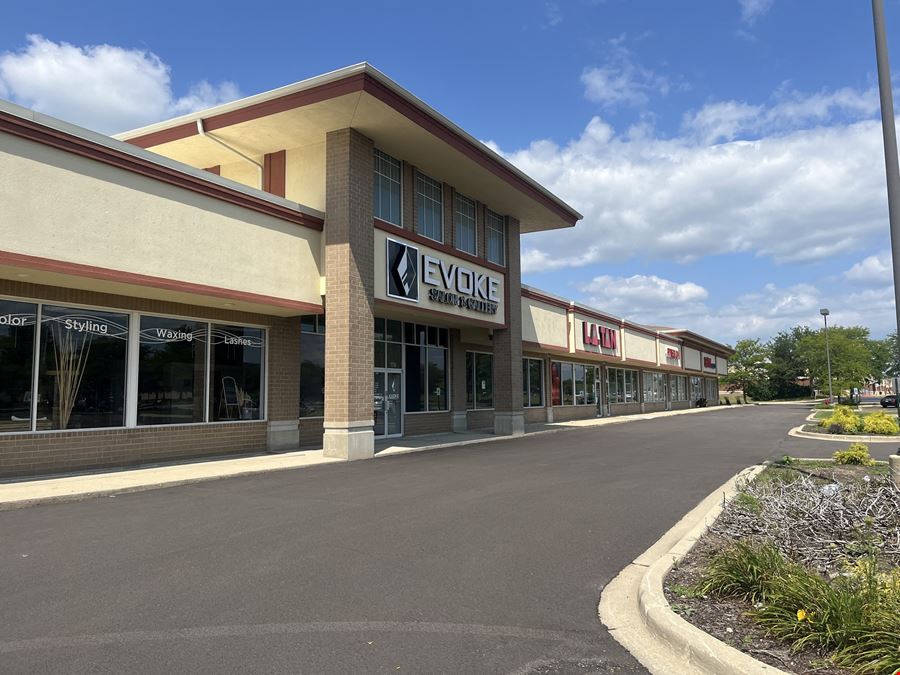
[723,338,770,397]
[797,326,875,395]
[767,326,814,398]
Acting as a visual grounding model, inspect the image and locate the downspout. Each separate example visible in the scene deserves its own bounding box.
[196,119,264,190]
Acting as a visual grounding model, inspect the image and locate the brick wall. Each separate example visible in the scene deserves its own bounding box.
[491,217,523,421]
[324,129,375,430]
[466,410,495,430]
[550,405,597,422]
[524,407,546,423]
[0,422,267,478]
[403,412,451,436]
[299,418,324,447]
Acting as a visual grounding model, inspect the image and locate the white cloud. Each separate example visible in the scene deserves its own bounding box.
[844,250,894,285]
[0,35,240,133]
[495,85,888,272]
[579,274,708,318]
[739,0,774,25]
[544,2,563,28]
[581,36,670,108]
[682,86,879,144]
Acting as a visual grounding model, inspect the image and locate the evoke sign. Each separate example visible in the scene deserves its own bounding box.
[386,238,500,316]
[582,321,617,350]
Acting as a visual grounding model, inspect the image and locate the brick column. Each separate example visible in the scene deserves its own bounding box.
[450,328,468,432]
[493,216,524,436]
[323,128,375,460]
[266,316,301,451]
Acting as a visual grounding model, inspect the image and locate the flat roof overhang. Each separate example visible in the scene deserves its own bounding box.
[117,64,582,234]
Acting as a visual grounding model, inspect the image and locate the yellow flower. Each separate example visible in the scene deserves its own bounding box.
[796,609,808,622]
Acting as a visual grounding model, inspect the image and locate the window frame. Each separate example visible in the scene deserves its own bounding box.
[453,192,478,255]
[415,171,444,243]
[485,208,506,266]
[522,357,545,408]
[466,350,494,410]
[373,149,402,226]
[0,293,268,435]
[607,367,639,405]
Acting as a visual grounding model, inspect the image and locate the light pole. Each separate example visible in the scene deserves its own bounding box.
[821,308,834,404]
[872,0,900,422]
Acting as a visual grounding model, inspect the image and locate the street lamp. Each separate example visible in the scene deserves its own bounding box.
[820,308,834,404]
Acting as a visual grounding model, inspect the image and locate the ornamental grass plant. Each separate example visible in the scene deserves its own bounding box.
[697,541,900,674]
[860,411,900,436]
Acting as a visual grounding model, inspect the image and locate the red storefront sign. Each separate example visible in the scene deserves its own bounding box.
[666,347,680,360]
[582,321,617,350]
[703,356,716,368]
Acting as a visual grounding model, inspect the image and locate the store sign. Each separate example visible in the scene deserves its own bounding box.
[0,313,33,327]
[703,356,715,368]
[582,321,617,350]
[386,238,500,316]
[666,347,680,360]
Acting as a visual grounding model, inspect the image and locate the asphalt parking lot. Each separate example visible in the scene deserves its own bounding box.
[0,404,870,674]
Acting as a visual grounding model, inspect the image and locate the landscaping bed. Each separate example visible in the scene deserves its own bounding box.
[664,455,899,674]
[807,406,900,437]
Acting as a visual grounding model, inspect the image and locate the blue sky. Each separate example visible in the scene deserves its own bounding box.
[1,0,898,343]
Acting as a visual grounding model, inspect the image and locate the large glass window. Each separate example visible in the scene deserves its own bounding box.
[522,358,544,407]
[454,193,477,255]
[0,300,37,432]
[300,314,326,417]
[669,375,687,401]
[416,172,443,242]
[210,325,264,421]
[550,360,596,406]
[466,351,493,409]
[706,378,718,401]
[374,149,402,225]
[137,317,207,425]
[404,322,448,412]
[485,209,506,265]
[643,371,667,404]
[37,306,129,429]
[607,367,639,405]
[585,366,597,405]
[550,361,561,406]
[690,375,703,402]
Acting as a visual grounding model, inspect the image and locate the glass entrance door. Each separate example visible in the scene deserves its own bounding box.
[374,369,402,438]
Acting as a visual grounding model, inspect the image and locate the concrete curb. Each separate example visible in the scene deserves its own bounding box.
[787,424,900,443]
[600,464,787,675]
[0,405,732,510]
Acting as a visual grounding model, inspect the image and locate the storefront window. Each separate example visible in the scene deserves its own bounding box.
[550,361,561,406]
[608,367,639,405]
[0,300,37,432]
[585,366,596,405]
[466,351,493,409]
[301,315,326,417]
[210,325,264,421]
[522,358,544,407]
[404,322,448,412]
[561,362,574,405]
[374,149,401,226]
[137,317,207,425]
[643,371,667,404]
[37,306,129,430]
[690,376,703,402]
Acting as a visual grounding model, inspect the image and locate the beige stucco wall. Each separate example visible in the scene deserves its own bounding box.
[624,328,656,363]
[219,159,260,189]
[0,132,323,306]
[717,356,728,376]
[374,229,506,327]
[659,339,682,368]
[683,346,702,371]
[285,142,326,211]
[574,312,620,357]
[522,298,569,348]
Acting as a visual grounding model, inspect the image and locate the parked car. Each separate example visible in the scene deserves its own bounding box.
[880,395,897,408]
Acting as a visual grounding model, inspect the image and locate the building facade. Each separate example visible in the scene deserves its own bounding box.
[0,64,731,478]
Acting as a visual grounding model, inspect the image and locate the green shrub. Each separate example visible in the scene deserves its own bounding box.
[819,406,862,433]
[860,411,900,435]
[833,443,875,466]
[697,542,900,673]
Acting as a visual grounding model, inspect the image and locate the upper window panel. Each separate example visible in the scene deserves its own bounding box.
[416,172,443,242]
[374,149,401,226]
[485,209,506,265]
[454,193,477,255]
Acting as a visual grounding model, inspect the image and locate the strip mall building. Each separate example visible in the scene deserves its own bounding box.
[0,64,732,478]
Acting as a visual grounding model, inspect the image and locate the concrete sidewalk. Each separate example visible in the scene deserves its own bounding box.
[0,404,737,510]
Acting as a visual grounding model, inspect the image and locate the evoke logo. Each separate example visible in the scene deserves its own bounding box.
[387,239,419,302]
